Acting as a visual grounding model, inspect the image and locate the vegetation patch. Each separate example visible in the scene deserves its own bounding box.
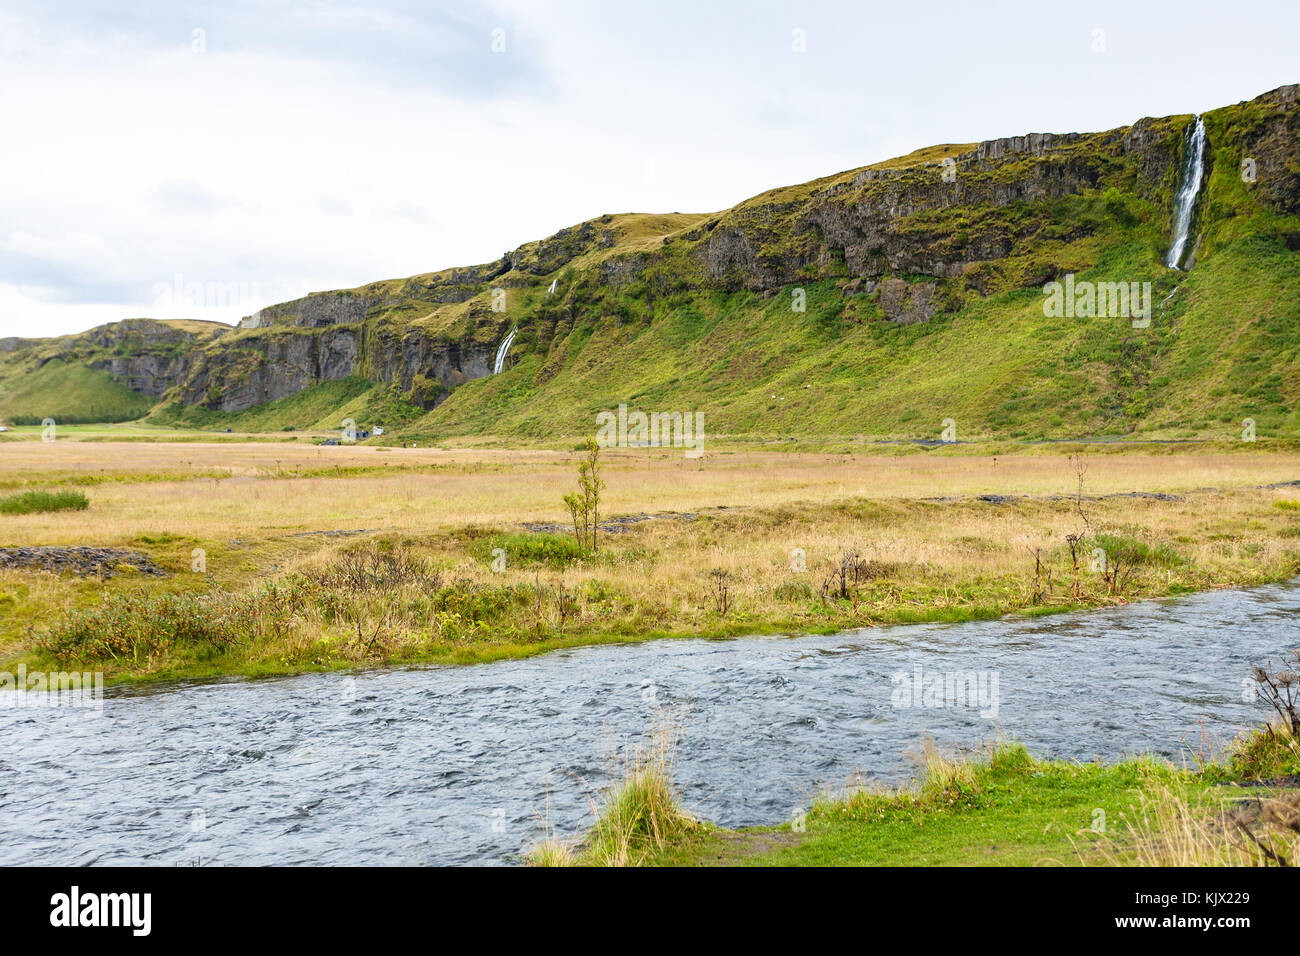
[0,490,89,515]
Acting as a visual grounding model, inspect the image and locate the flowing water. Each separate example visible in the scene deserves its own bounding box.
[2,580,1296,866]
[1165,114,1207,269]
[492,327,517,374]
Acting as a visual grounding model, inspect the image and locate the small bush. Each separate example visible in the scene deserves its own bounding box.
[479,532,584,568]
[432,581,520,623]
[36,591,242,663]
[1093,532,1185,569]
[310,541,439,592]
[0,490,89,515]
[1220,723,1300,782]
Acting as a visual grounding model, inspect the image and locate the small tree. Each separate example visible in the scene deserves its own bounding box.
[1069,454,1092,534]
[563,439,605,554]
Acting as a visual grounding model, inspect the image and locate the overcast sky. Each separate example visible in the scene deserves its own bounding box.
[1,0,1296,338]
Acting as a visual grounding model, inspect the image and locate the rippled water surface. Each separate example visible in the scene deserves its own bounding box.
[2,581,1297,865]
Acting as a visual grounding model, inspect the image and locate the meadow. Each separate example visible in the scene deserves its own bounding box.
[1,434,1299,683]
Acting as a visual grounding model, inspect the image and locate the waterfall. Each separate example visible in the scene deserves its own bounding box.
[493,326,517,374]
[1165,115,1207,270]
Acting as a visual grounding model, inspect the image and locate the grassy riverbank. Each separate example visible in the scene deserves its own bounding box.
[532,721,1300,867]
[2,440,1300,683]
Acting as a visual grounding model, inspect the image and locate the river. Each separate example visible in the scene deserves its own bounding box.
[1,580,1295,865]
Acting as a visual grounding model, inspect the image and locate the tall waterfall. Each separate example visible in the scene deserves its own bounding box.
[1165,115,1207,270]
[493,326,517,374]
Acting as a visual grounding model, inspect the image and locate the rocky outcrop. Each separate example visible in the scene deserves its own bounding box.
[237,270,496,330]
[0,547,169,578]
[1210,83,1300,216]
[0,319,229,398]
[240,292,372,329]
[693,120,1186,300]
[95,352,196,397]
[176,327,362,410]
[877,278,938,325]
[363,327,495,394]
[172,324,497,411]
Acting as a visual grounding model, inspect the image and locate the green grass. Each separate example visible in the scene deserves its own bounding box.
[649,730,1300,867]
[405,230,1300,444]
[474,531,585,569]
[0,489,89,515]
[729,747,1171,866]
[0,359,155,425]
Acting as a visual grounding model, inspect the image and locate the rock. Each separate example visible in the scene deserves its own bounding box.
[0,547,170,578]
[877,278,938,324]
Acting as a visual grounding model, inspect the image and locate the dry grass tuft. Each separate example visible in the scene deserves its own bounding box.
[528,719,697,867]
[1095,776,1300,866]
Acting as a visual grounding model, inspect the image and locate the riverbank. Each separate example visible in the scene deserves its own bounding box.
[538,724,1300,868]
[2,442,1300,684]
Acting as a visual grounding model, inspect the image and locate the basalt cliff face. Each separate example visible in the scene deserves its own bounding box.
[171,322,495,413]
[3,85,1298,434]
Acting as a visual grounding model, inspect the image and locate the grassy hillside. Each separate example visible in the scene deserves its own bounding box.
[388,91,1298,444]
[0,358,157,425]
[401,232,1298,443]
[3,88,1296,439]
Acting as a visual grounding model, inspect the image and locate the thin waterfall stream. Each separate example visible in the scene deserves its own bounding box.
[493,327,517,374]
[1165,115,1207,269]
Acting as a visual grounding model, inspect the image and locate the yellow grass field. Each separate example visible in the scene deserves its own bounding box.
[2,438,1299,682]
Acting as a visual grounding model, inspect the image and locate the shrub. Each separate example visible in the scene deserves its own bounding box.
[432,581,519,623]
[479,532,584,568]
[36,591,242,663]
[0,490,89,515]
[1220,723,1300,782]
[310,541,439,592]
[1093,532,1185,571]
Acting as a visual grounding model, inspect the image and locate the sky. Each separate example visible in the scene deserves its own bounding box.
[0,0,1296,338]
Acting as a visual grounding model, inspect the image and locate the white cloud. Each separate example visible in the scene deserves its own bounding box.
[1,0,1297,338]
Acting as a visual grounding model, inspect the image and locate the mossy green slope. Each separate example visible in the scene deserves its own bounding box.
[408,233,1298,442]
[0,357,156,425]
